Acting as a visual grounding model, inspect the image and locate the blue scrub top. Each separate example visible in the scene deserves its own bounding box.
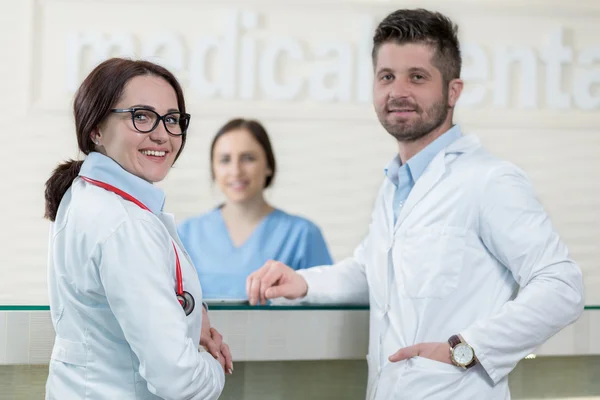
[177,208,333,299]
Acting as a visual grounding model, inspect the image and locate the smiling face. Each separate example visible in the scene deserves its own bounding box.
[94,75,183,183]
[211,128,273,204]
[373,42,460,142]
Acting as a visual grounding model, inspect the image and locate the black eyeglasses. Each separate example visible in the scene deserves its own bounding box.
[111,107,191,136]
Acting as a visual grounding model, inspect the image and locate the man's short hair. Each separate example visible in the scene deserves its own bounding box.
[372,9,462,84]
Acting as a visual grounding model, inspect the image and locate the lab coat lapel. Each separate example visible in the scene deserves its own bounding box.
[394,134,481,230]
[395,150,447,229]
[158,213,195,268]
[377,182,396,306]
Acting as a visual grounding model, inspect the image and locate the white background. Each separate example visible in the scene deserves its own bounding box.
[0,0,599,306]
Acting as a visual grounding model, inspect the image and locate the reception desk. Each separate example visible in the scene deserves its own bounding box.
[206,303,370,362]
[1,304,598,365]
[0,305,599,399]
[207,303,600,361]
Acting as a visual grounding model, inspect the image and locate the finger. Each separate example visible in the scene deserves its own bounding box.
[253,261,274,281]
[249,275,262,306]
[389,344,420,362]
[251,261,277,305]
[221,343,233,374]
[203,338,221,359]
[246,262,271,304]
[209,342,221,359]
[216,352,225,370]
[265,282,294,300]
[210,327,223,348]
[246,275,252,300]
[199,332,211,349]
[246,271,260,299]
[259,263,283,304]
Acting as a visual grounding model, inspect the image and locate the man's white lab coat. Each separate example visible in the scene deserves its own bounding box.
[285,133,584,399]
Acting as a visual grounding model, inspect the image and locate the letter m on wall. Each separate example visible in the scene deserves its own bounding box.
[66,32,136,92]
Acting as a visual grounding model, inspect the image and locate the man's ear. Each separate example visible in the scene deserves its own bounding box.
[448,78,464,108]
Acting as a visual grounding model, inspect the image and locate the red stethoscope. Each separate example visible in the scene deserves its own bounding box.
[80,176,195,316]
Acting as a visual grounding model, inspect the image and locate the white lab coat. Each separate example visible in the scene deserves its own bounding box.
[46,177,225,399]
[280,134,584,399]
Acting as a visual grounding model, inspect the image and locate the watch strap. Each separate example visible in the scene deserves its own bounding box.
[448,335,462,348]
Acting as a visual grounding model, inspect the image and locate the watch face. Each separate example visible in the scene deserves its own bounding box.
[453,344,474,365]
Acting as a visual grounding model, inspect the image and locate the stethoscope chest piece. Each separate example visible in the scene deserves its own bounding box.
[177,291,195,316]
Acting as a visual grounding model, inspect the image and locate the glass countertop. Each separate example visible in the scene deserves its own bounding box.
[1,305,599,311]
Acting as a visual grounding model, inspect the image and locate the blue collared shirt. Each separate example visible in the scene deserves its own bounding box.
[385,125,462,221]
[78,152,166,214]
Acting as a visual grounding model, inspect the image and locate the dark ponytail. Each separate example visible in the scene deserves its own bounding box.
[44,160,84,221]
[43,58,188,222]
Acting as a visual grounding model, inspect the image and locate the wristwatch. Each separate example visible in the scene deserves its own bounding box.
[448,335,477,369]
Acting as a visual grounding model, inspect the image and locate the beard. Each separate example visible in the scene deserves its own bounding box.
[378,91,450,143]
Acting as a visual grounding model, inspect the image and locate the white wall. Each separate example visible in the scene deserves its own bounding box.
[0,0,599,306]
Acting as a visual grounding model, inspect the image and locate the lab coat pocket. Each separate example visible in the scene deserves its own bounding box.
[47,337,88,398]
[51,336,88,366]
[395,356,468,400]
[410,356,463,374]
[134,371,161,399]
[395,226,466,298]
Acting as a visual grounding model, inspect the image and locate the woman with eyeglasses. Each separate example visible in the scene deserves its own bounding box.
[44,58,229,400]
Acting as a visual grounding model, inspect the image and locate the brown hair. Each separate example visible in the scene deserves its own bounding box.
[372,8,461,85]
[210,118,277,189]
[44,58,188,221]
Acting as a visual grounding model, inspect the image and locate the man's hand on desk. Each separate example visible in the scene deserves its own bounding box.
[200,306,233,374]
[246,260,309,305]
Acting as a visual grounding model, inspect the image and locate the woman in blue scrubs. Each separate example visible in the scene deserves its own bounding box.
[178,118,332,300]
